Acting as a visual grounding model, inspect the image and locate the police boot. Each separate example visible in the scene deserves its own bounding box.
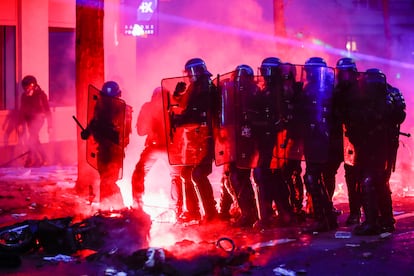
[273,174,296,226]
[354,179,380,236]
[177,177,201,223]
[345,185,361,226]
[218,191,233,221]
[303,174,337,233]
[378,183,395,233]
[345,165,361,225]
[254,184,275,229]
[290,172,306,222]
[233,188,258,228]
[218,176,235,221]
[171,178,183,219]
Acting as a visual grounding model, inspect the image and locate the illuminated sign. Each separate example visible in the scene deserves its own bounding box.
[121,0,158,37]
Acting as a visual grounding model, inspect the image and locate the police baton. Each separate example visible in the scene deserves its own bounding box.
[72,115,85,131]
[399,131,411,137]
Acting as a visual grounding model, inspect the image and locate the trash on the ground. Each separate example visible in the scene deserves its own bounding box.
[273,265,296,276]
[144,247,165,268]
[11,213,27,218]
[251,238,296,250]
[335,231,352,239]
[379,232,392,239]
[362,252,373,258]
[43,254,76,263]
[104,267,127,276]
[345,243,360,247]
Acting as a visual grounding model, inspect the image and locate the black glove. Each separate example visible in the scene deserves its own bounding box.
[174,82,187,96]
[80,129,91,140]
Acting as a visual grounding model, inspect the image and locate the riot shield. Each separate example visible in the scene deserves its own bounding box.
[354,70,388,166]
[213,72,236,166]
[298,65,335,163]
[213,72,261,168]
[86,84,126,179]
[161,76,211,165]
[272,63,305,164]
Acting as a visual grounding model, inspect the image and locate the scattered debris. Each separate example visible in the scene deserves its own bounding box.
[250,238,296,250]
[43,254,77,263]
[11,213,27,218]
[335,231,352,239]
[273,265,296,276]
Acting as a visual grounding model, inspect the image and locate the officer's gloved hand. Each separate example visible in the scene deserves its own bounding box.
[80,129,91,140]
[174,82,187,97]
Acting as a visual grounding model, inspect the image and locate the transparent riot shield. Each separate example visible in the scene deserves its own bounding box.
[271,63,305,165]
[213,72,237,166]
[213,72,261,168]
[235,74,263,168]
[341,70,388,166]
[161,76,211,165]
[298,65,335,163]
[86,84,126,179]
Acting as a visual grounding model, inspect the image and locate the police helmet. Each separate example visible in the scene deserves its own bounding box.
[234,64,254,82]
[21,75,37,88]
[280,62,297,80]
[101,81,121,97]
[260,57,282,77]
[366,68,383,74]
[336,57,357,71]
[184,58,212,79]
[364,68,385,84]
[304,57,327,68]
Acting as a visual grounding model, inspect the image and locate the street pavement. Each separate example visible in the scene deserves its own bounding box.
[0,165,414,275]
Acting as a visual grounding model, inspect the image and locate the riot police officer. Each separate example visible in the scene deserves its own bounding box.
[342,68,399,235]
[81,81,132,209]
[169,58,218,222]
[217,64,259,228]
[253,57,294,228]
[334,57,361,226]
[278,62,307,221]
[380,84,406,232]
[300,57,338,232]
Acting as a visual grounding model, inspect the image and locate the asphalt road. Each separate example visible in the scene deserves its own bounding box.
[0,166,414,275]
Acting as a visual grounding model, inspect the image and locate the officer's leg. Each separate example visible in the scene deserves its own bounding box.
[218,166,235,220]
[272,169,295,226]
[230,167,258,227]
[378,168,395,232]
[253,167,275,228]
[303,163,337,232]
[131,146,157,206]
[192,163,217,221]
[344,164,361,225]
[354,173,380,235]
[177,166,201,222]
[169,164,184,219]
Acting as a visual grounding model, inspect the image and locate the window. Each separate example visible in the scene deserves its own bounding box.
[0,26,16,110]
[48,28,76,106]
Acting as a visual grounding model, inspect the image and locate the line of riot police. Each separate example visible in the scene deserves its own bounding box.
[160,56,406,235]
